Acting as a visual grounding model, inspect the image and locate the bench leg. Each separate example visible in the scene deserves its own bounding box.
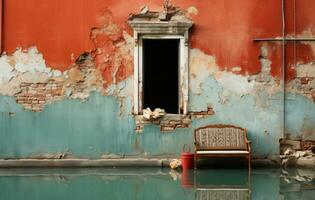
[247,155,251,171]
[194,154,197,170]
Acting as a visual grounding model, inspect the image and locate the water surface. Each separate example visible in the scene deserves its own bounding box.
[0,168,314,200]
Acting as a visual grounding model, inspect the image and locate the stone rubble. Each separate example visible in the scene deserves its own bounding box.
[169,159,182,169]
[142,108,166,120]
[281,148,315,167]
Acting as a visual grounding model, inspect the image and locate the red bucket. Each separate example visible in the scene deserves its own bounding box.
[181,144,194,170]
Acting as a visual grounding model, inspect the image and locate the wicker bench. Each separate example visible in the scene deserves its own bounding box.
[194,125,251,169]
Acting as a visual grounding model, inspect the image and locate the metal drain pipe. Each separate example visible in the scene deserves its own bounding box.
[281,0,286,139]
[0,0,3,52]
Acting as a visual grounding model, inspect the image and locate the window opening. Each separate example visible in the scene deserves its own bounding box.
[143,39,179,114]
[128,4,193,115]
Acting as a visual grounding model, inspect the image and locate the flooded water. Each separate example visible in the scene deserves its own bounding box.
[0,168,314,200]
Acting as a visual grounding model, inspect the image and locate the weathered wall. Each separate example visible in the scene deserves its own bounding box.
[0,0,315,159]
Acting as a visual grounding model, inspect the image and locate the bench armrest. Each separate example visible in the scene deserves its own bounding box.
[246,140,251,152]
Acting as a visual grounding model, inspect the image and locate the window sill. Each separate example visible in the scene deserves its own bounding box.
[135,113,191,130]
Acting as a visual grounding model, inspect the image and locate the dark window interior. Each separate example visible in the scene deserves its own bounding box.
[143,39,179,114]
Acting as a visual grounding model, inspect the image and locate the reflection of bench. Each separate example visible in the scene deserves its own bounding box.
[196,189,249,200]
[194,125,251,169]
[194,169,251,200]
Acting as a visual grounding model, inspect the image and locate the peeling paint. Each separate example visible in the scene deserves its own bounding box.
[91,9,134,88]
[215,72,254,96]
[255,44,272,83]
[0,2,315,160]
[0,55,15,84]
[186,6,198,16]
[295,62,315,77]
[189,48,255,97]
[0,77,21,96]
[297,29,315,56]
[286,61,315,101]
[13,47,51,74]
[189,48,218,94]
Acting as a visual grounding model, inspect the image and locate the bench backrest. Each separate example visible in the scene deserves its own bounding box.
[194,125,247,150]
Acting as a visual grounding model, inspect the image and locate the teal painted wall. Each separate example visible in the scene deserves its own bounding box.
[285,93,315,141]
[1,75,314,159]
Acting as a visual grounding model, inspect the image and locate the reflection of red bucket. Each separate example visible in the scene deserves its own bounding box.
[181,169,194,188]
[181,144,194,170]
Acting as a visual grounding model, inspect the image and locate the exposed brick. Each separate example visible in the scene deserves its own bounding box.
[23,105,32,110]
[160,125,176,131]
[182,118,191,124]
[300,77,310,85]
[135,125,144,133]
[301,141,315,150]
[149,119,160,125]
[176,124,189,128]
[207,108,215,115]
[15,81,65,112]
[169,120,181,125]
[38,97,46,101]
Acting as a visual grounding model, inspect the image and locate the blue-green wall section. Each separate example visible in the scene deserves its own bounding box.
[0,76,315,158]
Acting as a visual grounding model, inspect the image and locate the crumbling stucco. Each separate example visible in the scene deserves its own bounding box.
[0,56,15,84]
[256,44,272,83]
[0,48,61,98]
[286,61,315,101]
[189,46,278,99]
[0,47,105,111]
[186,6,198,16]
[297,29,315,56]
[91,8,134,88]
[0,9,135,112]
[13,47,51,74]
[295,62,315,77]
[216,72,255,96]
[0,4,314,160]
[189,49,218,94]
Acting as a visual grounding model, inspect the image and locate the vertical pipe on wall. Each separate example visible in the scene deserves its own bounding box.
[293,0,297,75]
[0,0,2,52]
[281,0,286,138]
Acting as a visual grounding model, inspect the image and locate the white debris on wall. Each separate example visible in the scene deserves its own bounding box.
[215,71,254,96]
[295,62,315,77]
[13,47,52,74]
[143,108,166,120]
[0,55,16,84]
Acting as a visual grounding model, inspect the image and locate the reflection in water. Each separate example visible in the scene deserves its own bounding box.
[280,168,315,200]
[0,168,314,200]
[182,169,251,200]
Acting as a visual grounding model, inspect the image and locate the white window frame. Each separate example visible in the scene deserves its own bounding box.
[134,34,188,115]
[129,20,192,116]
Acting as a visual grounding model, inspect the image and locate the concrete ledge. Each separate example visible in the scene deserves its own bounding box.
[252,159,280,167]
[0,158,282,168]
[0,159,172,168]
[296,157,315,168]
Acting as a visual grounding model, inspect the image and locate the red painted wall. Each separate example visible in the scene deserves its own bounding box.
[0,0,2,52]
[2,0,315,80]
